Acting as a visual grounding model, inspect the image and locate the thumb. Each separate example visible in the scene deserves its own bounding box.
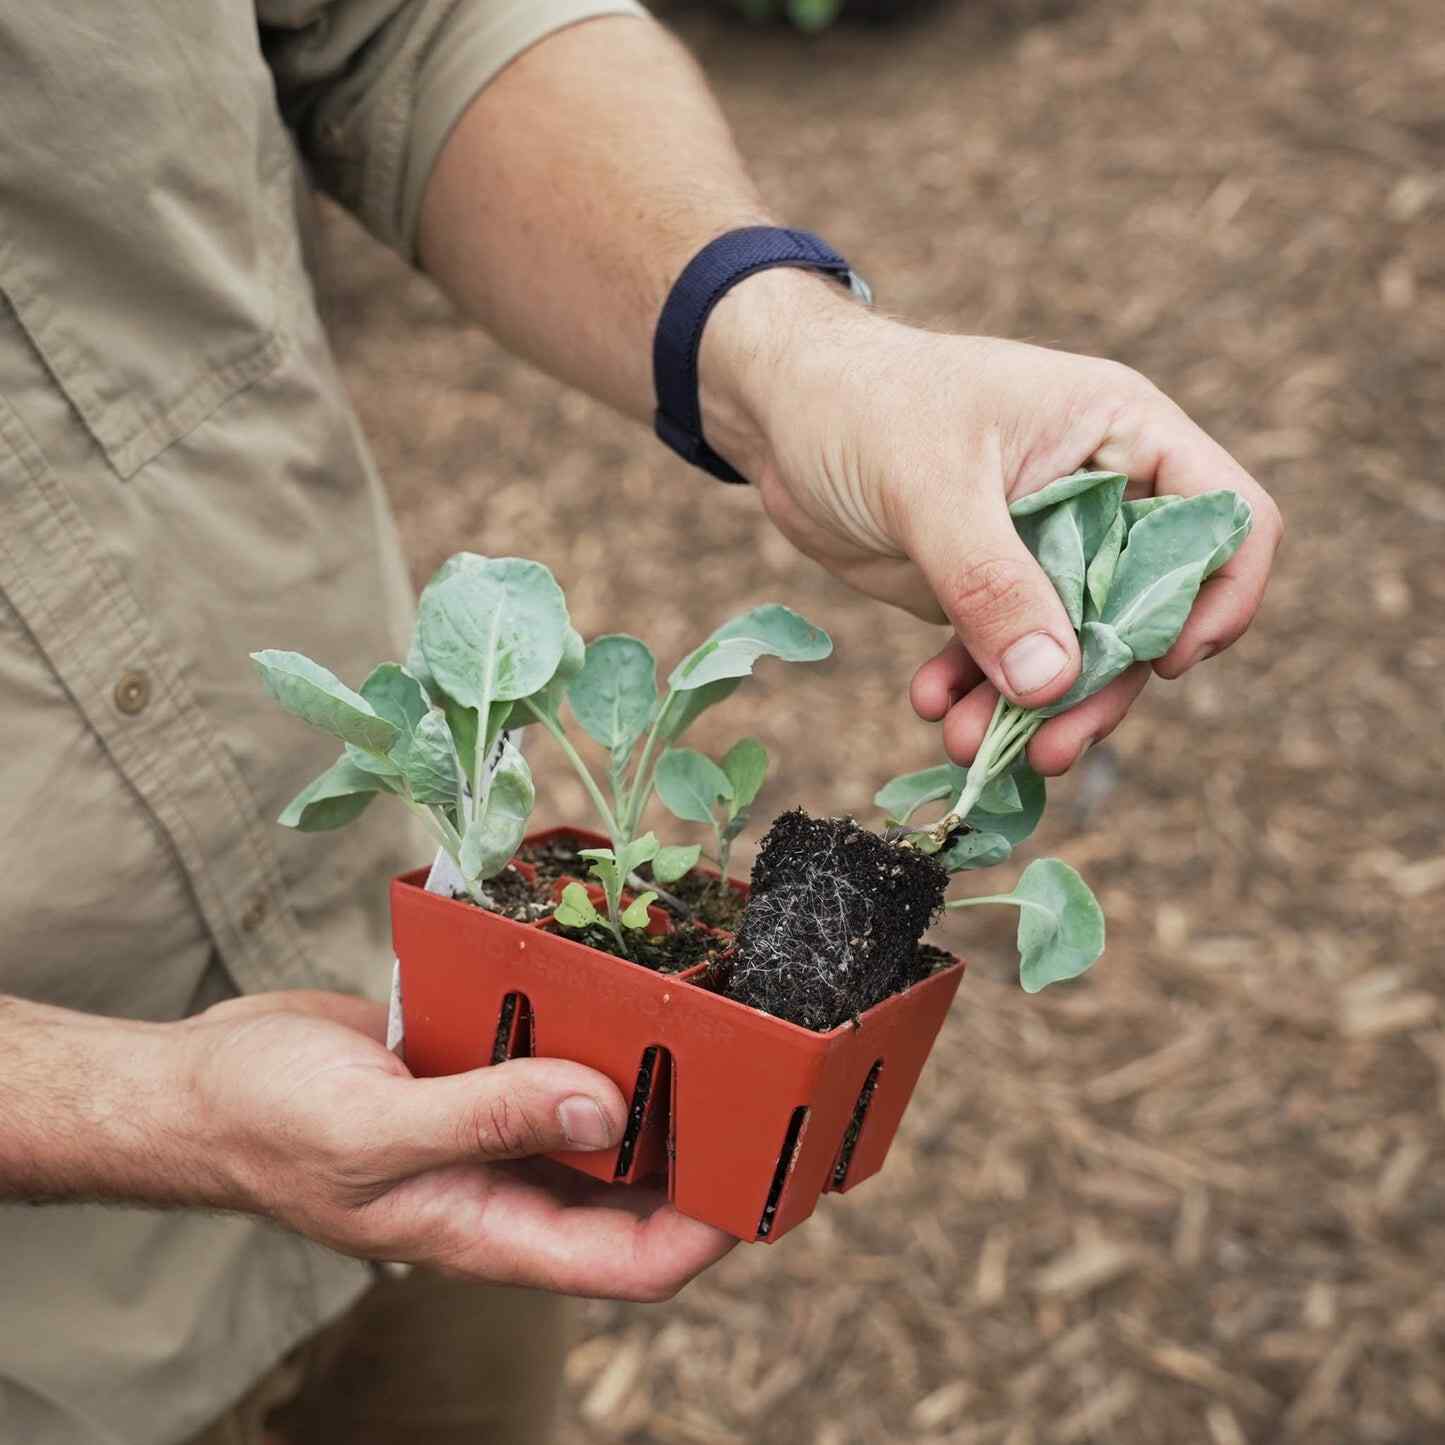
[908,485,1079,707]
[379,1057,629,1175]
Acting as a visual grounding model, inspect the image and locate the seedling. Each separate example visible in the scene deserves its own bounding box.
[516,607,830,948]
[252,551,831,959]
[251,554,580,907]
[874,472,1253,993]
[655,737,768,884]
[553,831,699,954]
[920,476,1253,844]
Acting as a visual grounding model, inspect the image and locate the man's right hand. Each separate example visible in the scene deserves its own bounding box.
[181,990,734,1301]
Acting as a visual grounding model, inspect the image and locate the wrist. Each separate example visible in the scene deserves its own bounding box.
[0,997,238,1208]
[696,265,870,483]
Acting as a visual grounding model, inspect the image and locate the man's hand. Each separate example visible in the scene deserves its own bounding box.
[415,14,1279,776]
[702,274,1283,775]
[181,991,733,1301]
[0,990,731,1301]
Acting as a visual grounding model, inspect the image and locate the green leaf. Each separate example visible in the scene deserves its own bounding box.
[721,737,768,817]
[1007,470,1128,519]
[1122,495,1181,531]
[937,829,1014,872]
[441,697,479,778]
[620,891,658,929]
[977,762,1046,846]
[655,748,733,825]
[1015,501,1089,629]
[787,0,842,30]
[360,663,430,737]
[1033,621,1135,719]
[554,881,599,930]
[513,673,567,729]
[1075,473,1129,561]
[251,650,399,755]
[1012,858,1106,993]
[278,755,385,832]
[618,831,660,877]
[555,627,587,682]
[1102,492,1252,660]
[657,676,742,743]
[668,604,832,691]
[1207,494,1254,575]
[1013,474,1127,629]
[652,843,701,884]
[1084,508,1126,620]
[348,663,436,782]
[567,634,658,759]
[874,764,960,825]
[415,554,571,709]
[976,771,1022,815]
[403,711,460,807]
[459,741,535,881]
[578,847,621,894]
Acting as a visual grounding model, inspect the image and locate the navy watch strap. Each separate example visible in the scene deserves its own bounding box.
[652,226,867,484]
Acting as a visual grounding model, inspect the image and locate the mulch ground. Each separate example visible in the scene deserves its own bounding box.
[315,0,1445,1438]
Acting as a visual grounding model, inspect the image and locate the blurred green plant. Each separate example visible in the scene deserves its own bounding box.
[738,0,846,32]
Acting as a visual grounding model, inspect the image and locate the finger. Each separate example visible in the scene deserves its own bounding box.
[206,989,391,1043]
[905,482,1080,708]
[1026,664,1151,775]
[911,639,985,721]
[380,1057,629,1175]
[940,682,1003,766]
[1153,545,1278,678]
[1093,392,1284,676]
[379,1162,738,1302]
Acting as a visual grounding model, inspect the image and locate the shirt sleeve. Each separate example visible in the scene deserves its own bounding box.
[259,0,648,261]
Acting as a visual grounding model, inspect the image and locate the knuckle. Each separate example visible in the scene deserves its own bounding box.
[942,554,1035,633]
[1094,356,1157,402]
[465,1093,546,1160]
[1257,494,1286,548]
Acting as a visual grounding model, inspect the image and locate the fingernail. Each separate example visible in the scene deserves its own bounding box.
[1002,632,1069,695]
[1190,643,1218,668]
[558,1096,614,1150]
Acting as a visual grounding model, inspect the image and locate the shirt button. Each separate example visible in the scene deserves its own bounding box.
[113,669,151,716]
[241,894,269,933]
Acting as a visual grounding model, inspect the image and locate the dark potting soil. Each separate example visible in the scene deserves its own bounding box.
[613,1045,660,1179]
[489,992,534,1064]
[452,863,553,925]
[516,836,594,888]
[648,867,748,932]
[520,835,748,932]
[550,918,724,974]
[727,810,949,1032]
[831,1059,884,1188]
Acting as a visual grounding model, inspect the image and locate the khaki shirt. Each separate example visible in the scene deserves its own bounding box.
[0,2,641,1442]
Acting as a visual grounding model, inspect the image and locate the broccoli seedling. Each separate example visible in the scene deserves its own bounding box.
[252,554,576,907]
[654,738,768,885]
[515,607,830,952]
[877,472,1255,992]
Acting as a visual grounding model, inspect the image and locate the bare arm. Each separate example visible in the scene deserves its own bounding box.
[418,14,1282,771]
[0,994,227,1206]
[0,990,730,1299]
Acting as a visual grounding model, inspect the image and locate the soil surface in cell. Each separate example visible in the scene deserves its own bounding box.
[551,917,725,974]
[461,863,554,924]
[516,835,598,888]
[647,866,749,931]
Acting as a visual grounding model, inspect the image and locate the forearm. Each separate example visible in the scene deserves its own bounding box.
[416,13,861,475]
[0,994,222,1207]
